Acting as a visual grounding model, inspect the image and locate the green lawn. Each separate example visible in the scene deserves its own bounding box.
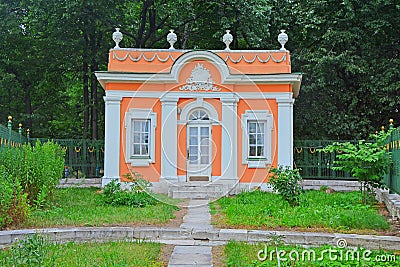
[24,187,179,228]
[211,190,390,233]
[0,239,165,267]
[224,241,399,267]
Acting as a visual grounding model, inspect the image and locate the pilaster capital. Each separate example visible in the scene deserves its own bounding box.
[220,97,239,105]
[276,98,295,106]
[103,95,122,103]
[160,96,179,105]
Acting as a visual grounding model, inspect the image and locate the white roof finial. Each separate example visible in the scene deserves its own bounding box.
[167,29,177,49]
[278,30,288,51]
[223,30,233,51]
[112,28,123,49]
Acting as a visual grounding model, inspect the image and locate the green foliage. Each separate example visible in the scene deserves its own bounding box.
[5,234,55,267]
[1,240,164,267]
[0,140,65,207]
[269,166,303,206]
[224,242,399,267]
[215,190,389,231]
[102,178,157,207]
[0,166,30,229]
[321,130,392,204]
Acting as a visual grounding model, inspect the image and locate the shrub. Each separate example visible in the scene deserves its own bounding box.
[6,234,56,267]
[0,166,30,229]
[0,140,65,207]
[102,178,157,207]
[320,130,392,204]
[269,166,303,206]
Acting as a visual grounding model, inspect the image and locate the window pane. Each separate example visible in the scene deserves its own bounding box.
[249,134,256,144]
[141,144,148,155]
[190,137,198,145]
[143,133,149,144]
[200,145,209,155]
[249,146,256,157]
[133,133,140,143]
[189,146,197,155]
[257,134,264,145]
[133,144,140,155]
[143,120,149,132]
[133,121,141,131]
[189,127,198,136]
[257,146,264,157]
[256,123,264,133]
[201,155,209,164]
[200,127,208,136]
[248,123,256,133]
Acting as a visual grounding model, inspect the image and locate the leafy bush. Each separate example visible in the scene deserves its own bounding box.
[0,140,65,207]
[269,166,303,206]
[102,178,157,207]
[321,130,392,204]
[5,234,56,267]
[0,166,30,229]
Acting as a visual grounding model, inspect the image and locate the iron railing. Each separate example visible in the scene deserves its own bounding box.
[29,138,104,178]
[293,140,357,180]
[384,127,400,194]
[0,120,27,148]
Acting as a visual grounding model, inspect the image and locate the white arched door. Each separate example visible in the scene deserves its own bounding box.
[186,110,212,181]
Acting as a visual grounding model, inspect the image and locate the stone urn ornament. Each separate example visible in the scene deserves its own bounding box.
[223,30,233,50]
[278,29,288,51]
[112,28,123,49]
[167,29,177,49]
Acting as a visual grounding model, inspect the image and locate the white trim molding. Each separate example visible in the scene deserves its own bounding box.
[241,110,274,168]
[124,108,157,166]
[221,97,239,180]
[160,96,179,181]
[178,98,220,125]
[276,98,295,168]
[103,95,122,187]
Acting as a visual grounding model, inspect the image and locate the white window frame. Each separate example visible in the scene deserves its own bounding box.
[125,108,157,166]
[241,110,273,168]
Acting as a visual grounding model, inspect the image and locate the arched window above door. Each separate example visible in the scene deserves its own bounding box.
[188,109,209,121]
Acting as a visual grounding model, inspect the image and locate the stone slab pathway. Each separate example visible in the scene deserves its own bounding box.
[168,199,213,267]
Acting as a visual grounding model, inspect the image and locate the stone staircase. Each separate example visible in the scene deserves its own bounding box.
[168,181,238,199]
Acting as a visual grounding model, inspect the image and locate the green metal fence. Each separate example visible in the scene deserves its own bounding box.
[0,119,27,148]
[383,127,400,194]
[293,140,357,180]
[30,138,104,178]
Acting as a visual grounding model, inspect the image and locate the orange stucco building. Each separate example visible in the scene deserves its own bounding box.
[96,29,302,196]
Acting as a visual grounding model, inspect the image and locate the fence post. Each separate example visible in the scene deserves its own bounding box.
[7,116,12,148]
[27,129,30,143]
[388,119,394,193]
[18,123,22,145]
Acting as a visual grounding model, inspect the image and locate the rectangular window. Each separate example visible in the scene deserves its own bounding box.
[132,119,150,157]
[247,121,265,158]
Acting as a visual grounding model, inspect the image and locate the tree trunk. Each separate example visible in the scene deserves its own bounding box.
[83,33,90,139]
[25,88,33,131]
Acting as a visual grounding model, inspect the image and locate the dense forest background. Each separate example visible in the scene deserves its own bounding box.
[0,0,399,140]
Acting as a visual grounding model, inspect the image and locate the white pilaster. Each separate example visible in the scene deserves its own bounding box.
[276,98,295,168]
[103,95,122,187]
[221,97,239,180]
[160,96,179,181]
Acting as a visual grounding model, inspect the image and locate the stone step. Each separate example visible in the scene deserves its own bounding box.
[171,190,228,199]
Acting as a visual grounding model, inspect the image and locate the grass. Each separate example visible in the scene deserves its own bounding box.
[211,190,390,233]
[0,239,165,267]
[224,241,400,267]
[23,187,180,228]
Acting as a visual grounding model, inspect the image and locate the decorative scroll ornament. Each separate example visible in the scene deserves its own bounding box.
[278,29,288,51]
[167,29,177,49]
[112,28,123,49]
[224,53,287,64]
[223,30,233,50]
[112,52,176,62]
[179,63,221,92]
